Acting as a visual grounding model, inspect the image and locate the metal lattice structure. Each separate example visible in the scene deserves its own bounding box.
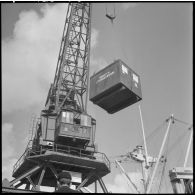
[45,3,91,115]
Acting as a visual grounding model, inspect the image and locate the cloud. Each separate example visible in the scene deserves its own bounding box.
[2,158,18,181]
[2,3,99,114]
[2,123,14,159]
[2,4,66,113]
[121,3,138,10]
[91,28,99,48]
[2,123,18,180]
[2,123,13,133]
[106,174,129,193]
[106,172,144,193]
[90,56,108,75]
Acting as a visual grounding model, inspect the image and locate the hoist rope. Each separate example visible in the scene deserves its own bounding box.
[110,13,130,63]
[148,120,172,193]
[109,155,138,165]
[173,117,192,126]
[105,3,131,63]
[176,130,189,165]
[109,119,168,166]
[104,3,118,61]
[138,120,167,148]
[166,128,188,156]
[105,3,116,17]
[105,3,107,14]
[139,118,191,157]
[115,161,137,192]
[163,173,168,192]
[113,3,116,17]
[108,117,192,192]
[115,24,129,63]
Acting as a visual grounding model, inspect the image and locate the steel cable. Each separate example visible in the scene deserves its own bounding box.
[174,117,192,126]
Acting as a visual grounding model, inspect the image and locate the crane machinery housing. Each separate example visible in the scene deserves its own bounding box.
[2,3,110,193]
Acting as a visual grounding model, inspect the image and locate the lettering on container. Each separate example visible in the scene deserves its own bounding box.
[96,71,115,84]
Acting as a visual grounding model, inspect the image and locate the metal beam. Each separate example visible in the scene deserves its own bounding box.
[25,182,30,190]
[77,171,94,190]
[95,180,97,193]
[2,187,39,193]
[27,176,36,190]
[81,187,93,193]
[115,160,139,193]
[146,114,173,193]
[47,163,58,179]
[138,105,149,168]
[37,166,46,187]
[9,165,42,186]
[97,177,108,193]
[84,3,92,112]
[14,181,25,188]
[184,127,193,167]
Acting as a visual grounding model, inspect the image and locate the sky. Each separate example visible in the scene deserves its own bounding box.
[2,2,193,193]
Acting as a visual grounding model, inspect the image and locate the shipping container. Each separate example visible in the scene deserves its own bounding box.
[89,59,142,114]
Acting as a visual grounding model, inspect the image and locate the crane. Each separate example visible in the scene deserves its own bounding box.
[2,3,110,193]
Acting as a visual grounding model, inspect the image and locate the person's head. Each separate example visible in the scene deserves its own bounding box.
[57,171,72,187]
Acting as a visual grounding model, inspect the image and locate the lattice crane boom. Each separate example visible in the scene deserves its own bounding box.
[45,3,92,115]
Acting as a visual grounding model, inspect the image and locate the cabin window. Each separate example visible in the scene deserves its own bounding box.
[61,111,74,124]
[80,115,91,127]
[48,117,55,130]
[46,117,55,141]
[41,116,47,139]
[46,129,55,141]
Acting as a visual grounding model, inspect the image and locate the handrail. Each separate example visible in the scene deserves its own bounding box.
[12,147,30,174]
[13,143,111,175]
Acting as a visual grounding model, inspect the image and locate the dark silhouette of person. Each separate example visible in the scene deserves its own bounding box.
[55,171,81,193]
